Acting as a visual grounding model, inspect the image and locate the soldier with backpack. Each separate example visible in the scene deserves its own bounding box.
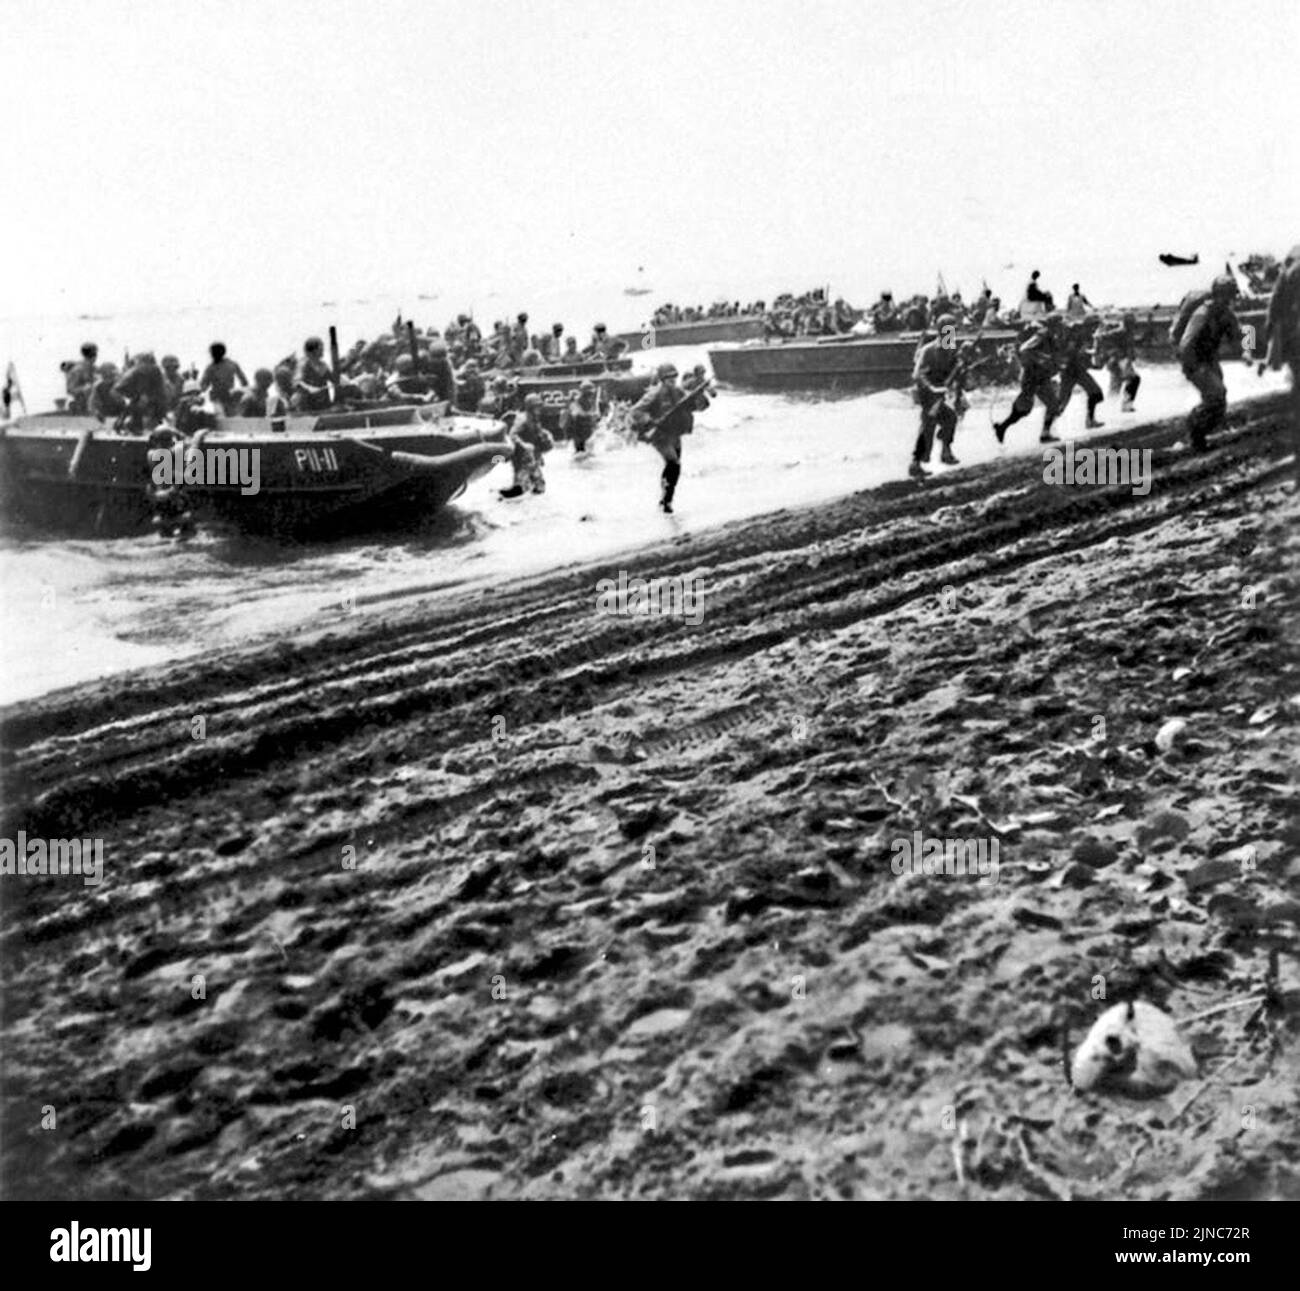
[1176,275,1242,452]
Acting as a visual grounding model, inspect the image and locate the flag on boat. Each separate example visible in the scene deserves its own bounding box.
[3,361,26,417]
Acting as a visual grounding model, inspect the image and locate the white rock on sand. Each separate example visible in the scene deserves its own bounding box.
[1071,1000,1197,1095]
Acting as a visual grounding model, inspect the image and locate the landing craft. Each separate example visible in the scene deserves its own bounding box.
[708,302,1271,394]
[496,356,656,432]
[614,315,764,352]
[0,398,510,537]
[708,327,1018,393]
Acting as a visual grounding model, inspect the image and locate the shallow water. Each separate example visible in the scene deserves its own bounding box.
[0,337,1288,704]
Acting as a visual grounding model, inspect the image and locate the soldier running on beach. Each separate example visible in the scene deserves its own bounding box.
[1056,317,1106,429]
[993,315,1062,444]
[1093,312,1141,412]
[1178,275,1241,453]
[910,313,962,477]
[631,361,710,513]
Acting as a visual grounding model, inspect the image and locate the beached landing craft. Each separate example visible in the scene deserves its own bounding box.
[707,305,1272,394]
[0,404,509,537]
[503,357,655,431]
[707,328,1020,392]
[613,315,765,353]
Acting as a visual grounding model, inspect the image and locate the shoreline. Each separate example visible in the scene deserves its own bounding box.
[1,368,1290,708]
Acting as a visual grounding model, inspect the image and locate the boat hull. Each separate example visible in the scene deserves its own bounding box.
[707,330,1019,392]
[708,307,1271,393]
[0,408,509,537]
[613,317,765,352]
[508,370,656,432]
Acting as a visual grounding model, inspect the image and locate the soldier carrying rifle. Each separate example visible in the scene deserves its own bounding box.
[630,362,713,513]
[910,315,990,477]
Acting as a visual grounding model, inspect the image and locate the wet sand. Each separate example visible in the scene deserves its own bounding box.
[1,393,1297,1200]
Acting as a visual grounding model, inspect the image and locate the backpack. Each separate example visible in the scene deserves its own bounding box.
[1169,290,1210,345]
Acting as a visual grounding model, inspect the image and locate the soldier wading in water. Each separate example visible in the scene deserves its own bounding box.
[499,393,554,498]
[631,362,712,513]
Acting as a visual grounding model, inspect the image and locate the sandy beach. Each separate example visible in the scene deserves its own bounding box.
[2,391,1296,1201]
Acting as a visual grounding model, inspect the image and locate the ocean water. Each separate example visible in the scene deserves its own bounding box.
[0,286,1289,705]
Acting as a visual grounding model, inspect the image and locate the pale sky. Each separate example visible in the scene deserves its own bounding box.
[2,0,1297,318]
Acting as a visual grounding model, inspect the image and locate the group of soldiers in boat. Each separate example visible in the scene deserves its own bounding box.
[50,306,716,516]
[56,309,643,434]
[650,299,766,326]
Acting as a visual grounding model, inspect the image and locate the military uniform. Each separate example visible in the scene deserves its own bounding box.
[631,365,708,512]
[1056,321,1105,428]
[90,369,128,420]
[456,368,486,413]
[911,337,961,472]
[426,347,457,403]
[1094,314,1141,410]
[993,322,1061,443]
[542,328,566,363]
[113,358,169,429]
[564,385,603,452]
[502,404,554,496]
[65,356,98,413]
[1179,294,1240,450]
[295,351,334,412]
[386,372,433,402]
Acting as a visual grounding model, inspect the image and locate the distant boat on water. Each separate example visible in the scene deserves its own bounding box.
[77,314,111,321]
[624,266,652,297]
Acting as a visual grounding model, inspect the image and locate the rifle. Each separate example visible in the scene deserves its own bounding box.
[635,375,712,442]
[946,349,994,390]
